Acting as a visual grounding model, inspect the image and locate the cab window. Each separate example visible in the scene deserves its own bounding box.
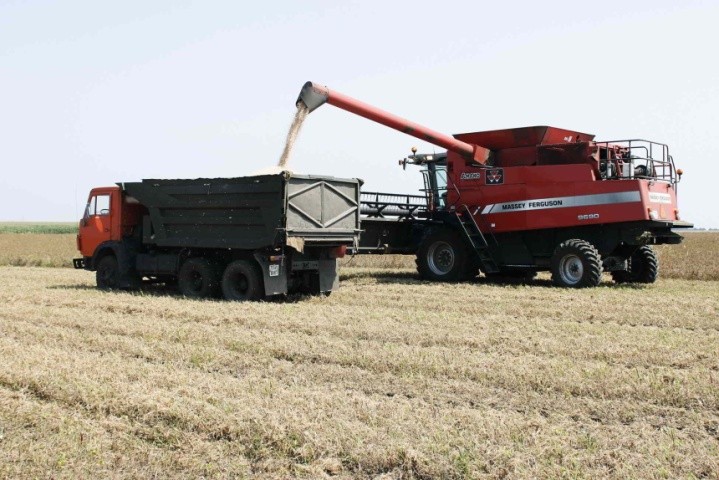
[84,194,111,218]
[96,195,111,215]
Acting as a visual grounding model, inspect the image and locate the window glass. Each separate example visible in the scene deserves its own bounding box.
[435,166,448,208]
[84,196,97,219]
[96,195,111,215]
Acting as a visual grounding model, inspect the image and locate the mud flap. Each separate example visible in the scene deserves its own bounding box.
[253,253,288,296]
[318,258,339,292]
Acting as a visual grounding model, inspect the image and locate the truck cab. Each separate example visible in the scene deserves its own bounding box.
[75,186,146,289]
[76,186,122,260]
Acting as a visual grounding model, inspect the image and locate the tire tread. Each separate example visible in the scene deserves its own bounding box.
[551,239,602,288]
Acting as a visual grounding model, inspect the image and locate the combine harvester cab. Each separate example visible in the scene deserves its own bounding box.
[75,172,362,300]
[297,81,692,287]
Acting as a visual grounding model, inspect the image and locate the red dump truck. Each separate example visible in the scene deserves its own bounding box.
[74,173,362,299]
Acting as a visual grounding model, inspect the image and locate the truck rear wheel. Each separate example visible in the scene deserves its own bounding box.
[611,245,658,284]
[96,255,120,290]
[178,258,221,299]
[550,239,603,288]
[416,230,469,282]
[221,260,264,301]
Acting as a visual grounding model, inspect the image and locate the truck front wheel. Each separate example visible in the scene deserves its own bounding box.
[178,258,221,299]
[221,260,264,301]
[550,239,603,288]
[416,230,469,282]
[96,255,120,290]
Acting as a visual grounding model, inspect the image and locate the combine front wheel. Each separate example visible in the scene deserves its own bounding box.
[611,246,658,284]
[416,230,469,282]
[550,239,603,288]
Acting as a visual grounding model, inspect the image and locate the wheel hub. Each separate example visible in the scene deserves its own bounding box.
[229,272,249,295]
[427,241,455,275]
[559,254,583,284]
[190,271,203,292]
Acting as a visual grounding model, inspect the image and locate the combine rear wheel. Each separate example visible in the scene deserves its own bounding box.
[221,260,264,301]
[611,246,658,284]
[178,258,221,299]
[416,230,470,282]
[550,239,603,288]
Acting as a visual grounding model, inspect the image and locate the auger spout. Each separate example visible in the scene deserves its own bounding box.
[296,81,491,164]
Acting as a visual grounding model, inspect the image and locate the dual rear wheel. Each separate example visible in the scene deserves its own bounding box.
[178,258,264,301]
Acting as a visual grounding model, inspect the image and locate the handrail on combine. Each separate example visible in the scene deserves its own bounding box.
[595,139,676,184]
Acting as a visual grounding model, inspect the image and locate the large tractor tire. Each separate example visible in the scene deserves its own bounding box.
[550,239,603,288]
[611,245,658,284]
[96,255,120,290]
[178,258,222,299]
[221,260,264,301]
[416,229,471,282]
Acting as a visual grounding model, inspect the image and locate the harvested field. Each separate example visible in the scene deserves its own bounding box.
[0,253,718,477]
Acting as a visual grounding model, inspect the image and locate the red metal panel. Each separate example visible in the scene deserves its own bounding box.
[644,181,679,220]
[540,127,594,145]
[453,126,595,150]
[447,163,659,233]
[493,147,538,167]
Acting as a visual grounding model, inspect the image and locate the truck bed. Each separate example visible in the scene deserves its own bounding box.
[122,173,362,250]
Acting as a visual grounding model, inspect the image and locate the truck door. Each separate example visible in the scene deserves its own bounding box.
[78,189,116,257]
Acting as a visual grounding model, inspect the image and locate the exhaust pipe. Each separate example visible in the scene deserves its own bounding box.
[296,81,491,164]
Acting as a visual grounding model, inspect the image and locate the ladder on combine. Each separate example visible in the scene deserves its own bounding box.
[456,205,500,274]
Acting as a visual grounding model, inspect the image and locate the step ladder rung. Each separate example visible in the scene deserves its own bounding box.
[455,205,500,274]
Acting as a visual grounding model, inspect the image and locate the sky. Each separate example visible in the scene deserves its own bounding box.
[1,0,717,227]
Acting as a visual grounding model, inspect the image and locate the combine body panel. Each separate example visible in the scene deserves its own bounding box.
[299,82,691,288]
[75,173,362,299]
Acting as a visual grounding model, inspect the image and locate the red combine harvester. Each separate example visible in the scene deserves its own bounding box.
[298,81,692,287]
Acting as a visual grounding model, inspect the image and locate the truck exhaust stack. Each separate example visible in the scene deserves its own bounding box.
[297,81,492,164]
